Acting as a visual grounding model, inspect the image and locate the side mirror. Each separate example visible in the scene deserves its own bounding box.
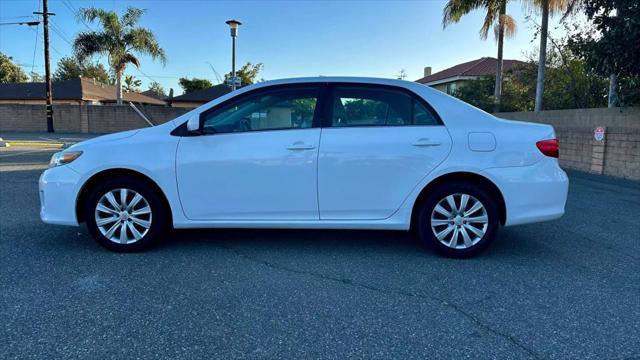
[186,114,200,133]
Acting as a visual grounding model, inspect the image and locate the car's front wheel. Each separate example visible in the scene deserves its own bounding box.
[84,177,168,252]
[416,181,499,258]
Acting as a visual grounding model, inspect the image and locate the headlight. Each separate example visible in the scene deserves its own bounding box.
[49,151,83,168]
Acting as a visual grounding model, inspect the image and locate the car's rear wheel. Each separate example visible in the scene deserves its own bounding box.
[84,177,168,252]
[416,181,499,258]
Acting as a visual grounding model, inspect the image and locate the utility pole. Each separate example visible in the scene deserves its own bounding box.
[34,0,55,133]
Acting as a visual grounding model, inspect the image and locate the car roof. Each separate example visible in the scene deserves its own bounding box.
[246,76,419,90]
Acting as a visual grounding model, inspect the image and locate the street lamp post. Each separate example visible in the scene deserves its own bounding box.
[225,19,242,91]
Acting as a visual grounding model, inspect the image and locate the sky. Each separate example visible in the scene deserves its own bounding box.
[0,0,569,95]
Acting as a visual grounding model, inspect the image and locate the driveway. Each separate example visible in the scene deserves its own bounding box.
[1,148,638,359]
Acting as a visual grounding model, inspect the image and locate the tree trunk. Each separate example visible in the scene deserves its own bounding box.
[116,69,123,105]
[494,1,506,113]
[534,0,549,112]
[608,73,618,108]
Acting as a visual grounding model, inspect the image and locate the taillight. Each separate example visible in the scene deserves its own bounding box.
[536,139,559,158]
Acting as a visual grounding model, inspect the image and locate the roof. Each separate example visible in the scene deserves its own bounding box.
[0,77,166,105]
[170,84,232,103]
[415,57,529,85]
[140,89,167,101]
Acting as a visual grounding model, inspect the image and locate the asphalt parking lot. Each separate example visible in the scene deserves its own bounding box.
[1,147,639,359]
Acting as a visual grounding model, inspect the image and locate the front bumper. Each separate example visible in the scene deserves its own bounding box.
[39,165,82,226]
[483,157,569,226]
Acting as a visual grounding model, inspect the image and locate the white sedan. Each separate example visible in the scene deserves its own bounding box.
[40,77,568,257]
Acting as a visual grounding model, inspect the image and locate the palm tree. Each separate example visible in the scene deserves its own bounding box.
[123,74,142,92]
[443,0,516,112]
[73,7,166,105]
[532,0,571,111]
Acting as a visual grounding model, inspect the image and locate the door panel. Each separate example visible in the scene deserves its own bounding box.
[176,129,320,220]
[318,84,451,220]
[175,84,324,221]
[318,127,451,220]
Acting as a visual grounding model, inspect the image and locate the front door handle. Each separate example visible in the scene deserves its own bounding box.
[412,138,441,147]
[287,141,316,150]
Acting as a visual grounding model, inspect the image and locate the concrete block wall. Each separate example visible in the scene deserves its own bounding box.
[0,105,48,132]
[0,104,189,134]
[603,127,640,179]
[497,107,640,181]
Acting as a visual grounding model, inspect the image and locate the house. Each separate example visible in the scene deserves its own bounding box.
[415,57,528,95]
[168,84,232,108]
[0,77,166,106]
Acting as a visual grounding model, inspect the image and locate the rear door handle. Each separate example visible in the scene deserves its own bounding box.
[412,138,441,147]
[287,141,316,150]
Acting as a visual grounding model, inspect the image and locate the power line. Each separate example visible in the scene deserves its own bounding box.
[132,66,163,85]
[0,15,33,21]
[49,19,72,45]
[60,0,91,31]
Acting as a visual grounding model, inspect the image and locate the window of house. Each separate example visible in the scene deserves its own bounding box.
[446,82,457,95]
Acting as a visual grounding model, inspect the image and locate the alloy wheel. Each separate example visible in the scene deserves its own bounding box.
[94,188,152,244]
[430,193,488,249]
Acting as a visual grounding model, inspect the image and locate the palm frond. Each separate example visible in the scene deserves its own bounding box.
[443,0,484,28]
[78,7,120,34]
[494,14,517,40]
[121,7,145,28]
[73,31,110,62]
[124,27,167,66]
[522,0,571,16]
[479,1,500,39]
[116,53,140,71]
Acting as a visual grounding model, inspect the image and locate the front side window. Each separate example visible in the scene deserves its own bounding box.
[202,87,319,134]
[331,86,439,127]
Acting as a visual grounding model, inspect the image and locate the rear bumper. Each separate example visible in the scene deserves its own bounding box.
[39,165,82,226]
[483,157,569,226]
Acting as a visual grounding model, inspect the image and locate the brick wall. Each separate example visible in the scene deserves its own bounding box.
[497,107,640,181]
[0,104,189,134]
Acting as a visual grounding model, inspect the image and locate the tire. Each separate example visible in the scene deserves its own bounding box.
[84,177,169,252]
[416,181,499,258]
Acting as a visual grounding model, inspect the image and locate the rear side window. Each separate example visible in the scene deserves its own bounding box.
[330,86,439,127]
[413,101,439,126]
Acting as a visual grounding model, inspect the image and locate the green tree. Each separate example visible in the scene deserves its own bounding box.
[539,32,608,109]
[443,0,517,111]
[147,81,166,97]
[568,0,640,107]
[0,52,28,83]
[453,71,535,112]
[73,7,166,104]
[224,62,263,86]
[123,74,142,92]
[178,77,213,93]
[53,56,111,84]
